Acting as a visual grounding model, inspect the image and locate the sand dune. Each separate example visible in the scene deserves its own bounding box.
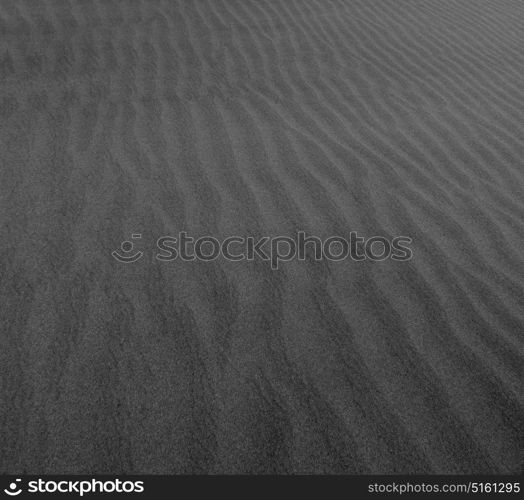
[0,0,523,473]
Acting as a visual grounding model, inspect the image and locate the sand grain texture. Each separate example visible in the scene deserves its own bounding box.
[0,0,523,473]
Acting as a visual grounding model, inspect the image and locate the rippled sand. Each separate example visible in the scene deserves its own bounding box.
[0,0,523,473]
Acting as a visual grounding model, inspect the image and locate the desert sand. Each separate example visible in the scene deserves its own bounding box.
[0,0,523,473]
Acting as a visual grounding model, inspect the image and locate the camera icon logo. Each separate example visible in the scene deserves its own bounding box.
[4,479,22,496]
[112,234,144,263]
